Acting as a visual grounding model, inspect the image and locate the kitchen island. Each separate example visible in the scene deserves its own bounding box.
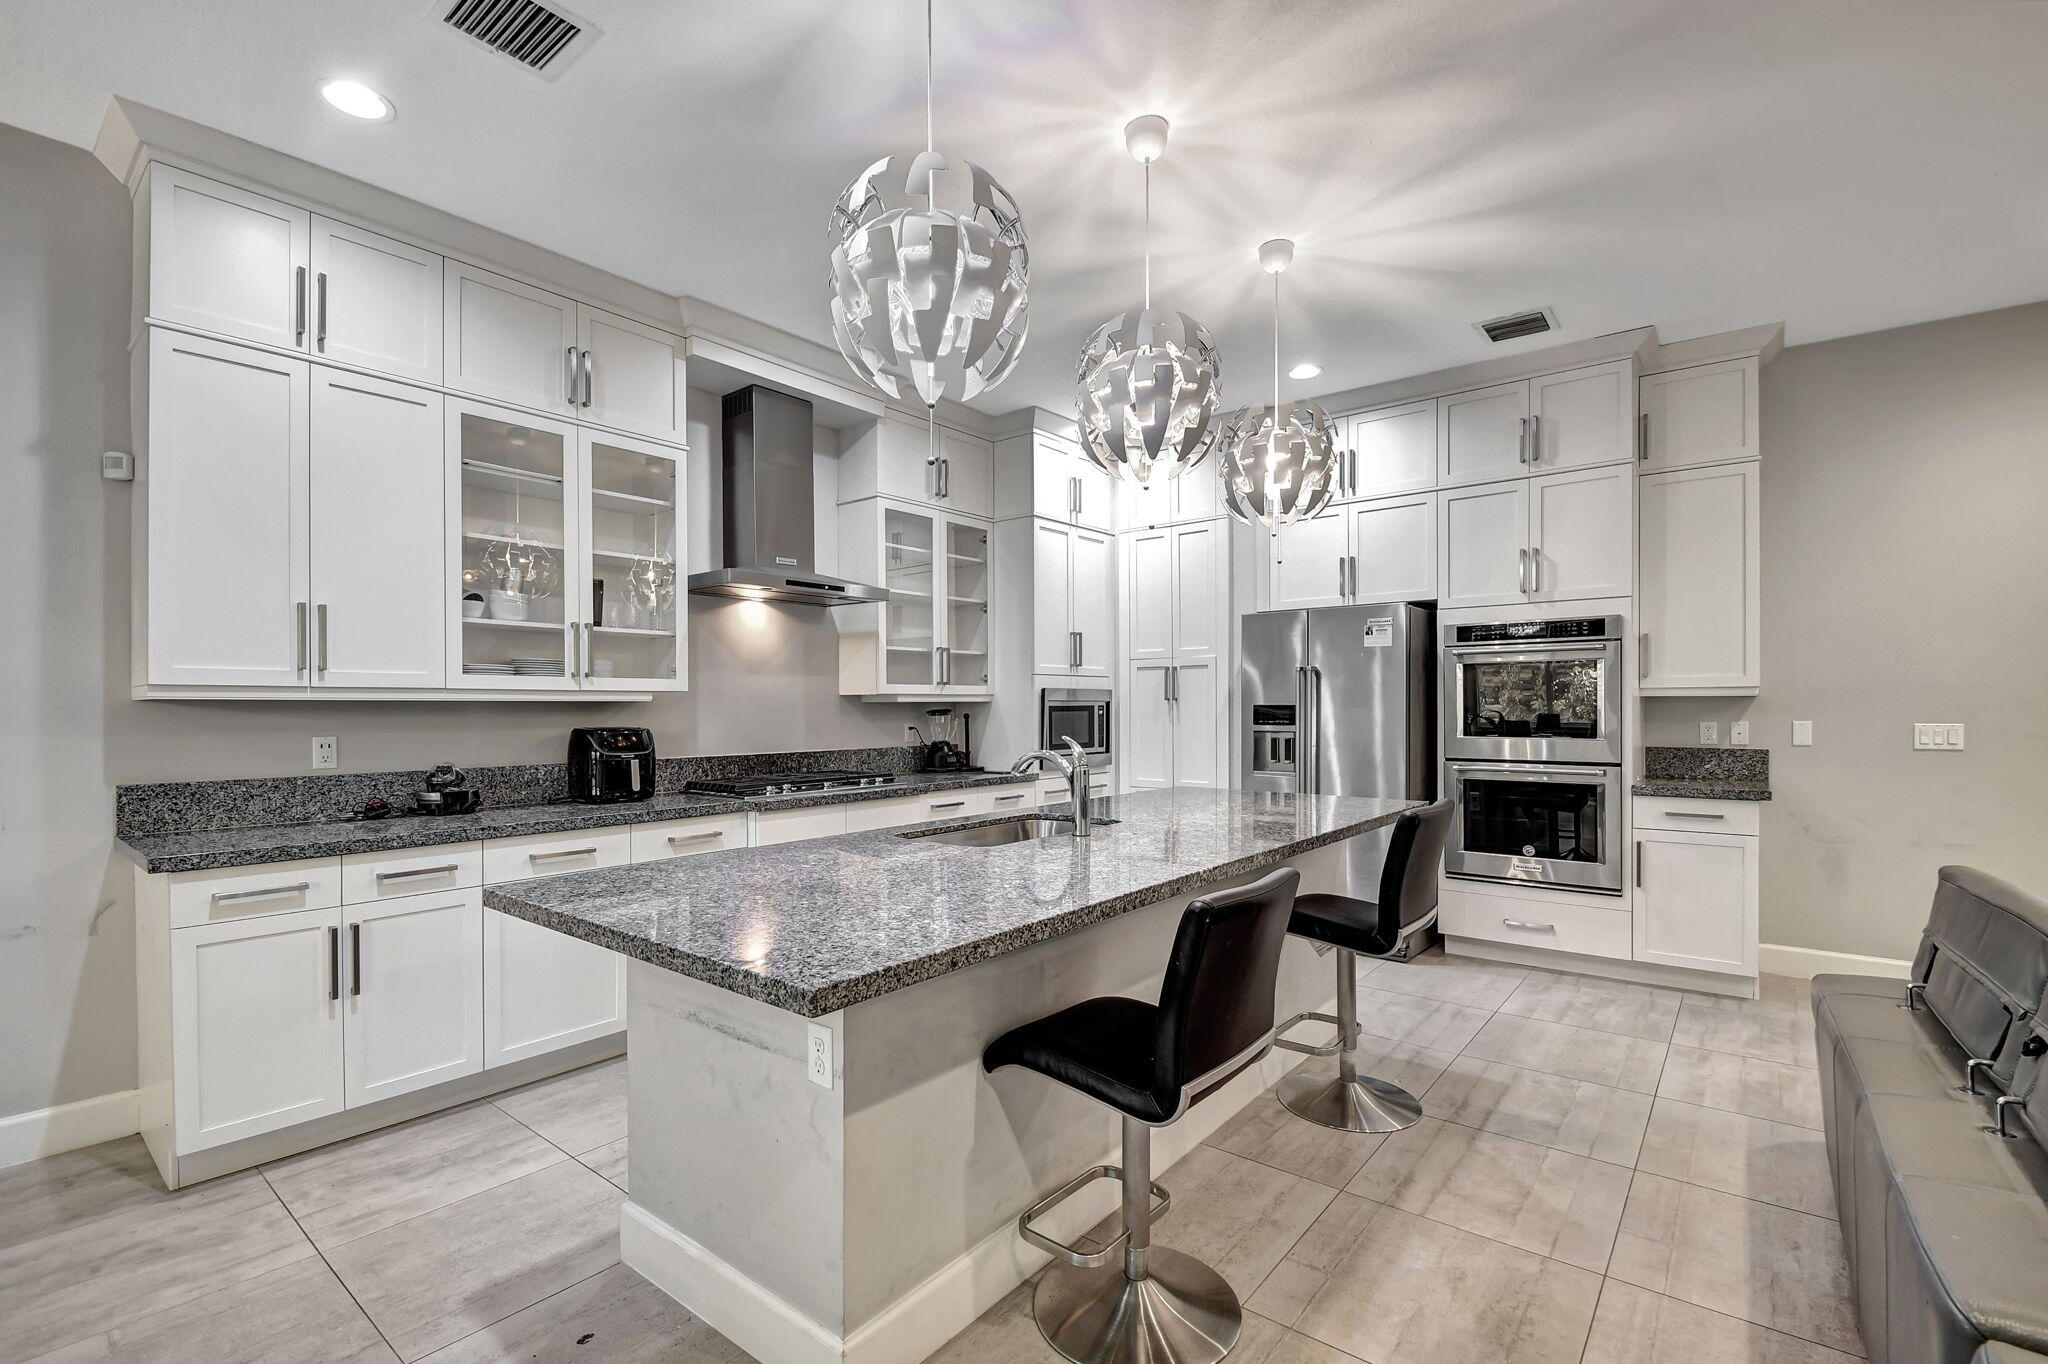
[486,787,1415,1364]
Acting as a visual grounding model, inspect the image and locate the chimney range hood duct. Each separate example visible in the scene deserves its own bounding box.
[687,386,888,607]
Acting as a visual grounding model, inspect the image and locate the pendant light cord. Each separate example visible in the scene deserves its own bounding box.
[924,0,934,156]
[1272,270,1282,421]
[1142,160,1152,311]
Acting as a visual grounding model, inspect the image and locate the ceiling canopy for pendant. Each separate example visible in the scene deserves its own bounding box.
[1219,239,1339,528]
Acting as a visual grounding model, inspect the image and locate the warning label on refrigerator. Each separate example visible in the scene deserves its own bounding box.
[1363,616,1394,648]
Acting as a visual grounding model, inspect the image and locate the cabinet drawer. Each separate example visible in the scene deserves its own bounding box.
[1038,776,1112,807]
[168,856,344,929]
[341,844,482,903]
[752,807,850,846]
[1438,887,1633,961]
[1632,796,1760,837]
[482,828,633,883]
[983,784,1036,814]
[630,814,748,862]
[906,790,980,822]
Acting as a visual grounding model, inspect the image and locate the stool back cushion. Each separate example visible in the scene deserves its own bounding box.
[1154,866,1301,1098]
[1910,866,2048,1088]
[1377,799,1455,937]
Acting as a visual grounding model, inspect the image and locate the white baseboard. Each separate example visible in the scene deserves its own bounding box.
[0,1089,141,1169]
[1758,943,1911,981]
[622,1201,844,1364]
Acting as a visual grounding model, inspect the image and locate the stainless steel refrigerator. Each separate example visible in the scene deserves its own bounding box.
[1241,603,1436,910]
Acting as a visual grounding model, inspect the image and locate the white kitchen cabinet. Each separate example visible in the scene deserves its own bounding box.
[1437,479,1529,609]
[444,261,579,415]
[577,428,685,691]
[575,306,687,442]
[1034,437,1116,532]
[1169,520,1226,662]
[1527,464,1634,602]
[841,414,993,519]
[146,165,310,352]
[1634,826,1758,976]
[752,806,851,845]
[1438,381,1530,487]
[1125,658,1222,789]
[1121,523,1230,790]
[1069,527,1115,678]
[1037,773,1112,808]
[1118,464,1223,528]
[1338,400,1437,500]
[1029,521,1114,677]
[342,887,484,1108]
[838,498,993,698]
[170,906,344,1152]
[308,217,443,384]
[482,910,625,1069]
[630,814,748,862]
[1530,361,1634,472]
[1638,461,1760,693]
[1639,357,1760,473]
[1268,511,1349,610]
[1125,662,1177,790]
[1268,493,1437,609]
[142,329,310,688]
[310,369,446,689]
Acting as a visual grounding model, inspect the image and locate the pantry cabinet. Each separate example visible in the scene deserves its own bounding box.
[1638,357,1760,472]
[1268,492,1438,609]
[841,413,994,519]
[839,498,993,697]
[1122,522,1230,790]
[1438,466,1631,609]
[342,888,484,1108]
[1030,521,1114,677]
[1638,461,1761,693]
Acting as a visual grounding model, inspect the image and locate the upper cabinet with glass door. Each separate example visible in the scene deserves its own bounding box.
[579,432,683,691]
[449,407,577,690]
[837,499,995,699]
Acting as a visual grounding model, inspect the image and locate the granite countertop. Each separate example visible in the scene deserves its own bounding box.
[116,770,1042,875]
[1630,776,1773,801]
[1633,745,1772,801]
[483,788,1417,1017]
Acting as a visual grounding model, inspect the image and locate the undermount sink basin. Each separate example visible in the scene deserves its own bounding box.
[902,815,1115,847]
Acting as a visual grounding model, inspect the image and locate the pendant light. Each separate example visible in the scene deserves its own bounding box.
[1075,115,1222,484]
[1218,238,1338,527]
[828,0,1030,409]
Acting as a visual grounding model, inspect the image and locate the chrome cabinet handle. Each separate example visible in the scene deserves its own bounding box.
[1337,556,1346,599]
[295,601,309,675]
[1518,416,1530,464]
[1528,413,1540,463]
[294,266,307,344]
[1662,811,1728,821]
[581,621,594,680]
[566,346,580,404]
[1528,548,1541,593]
[668,831,725,846]
[212,881,312,904]
[1517,547,1529,594]
[930,800,967,811]
[315,271,328,350]
[375,864,460,883]
[1349,448,1359,492]
[530,846,599,863]
[1502,918,1555,932]
[1639,632,1650,680]
[316,603,329,675]
[1637,411,1650,462]
[941,457,951,499]
[1347,555,1358,599]
[580,349,594,408]
[349,922,362,997]
[328,925,340,1001]
[1635,842,1643,888]
[995,792,1025,803]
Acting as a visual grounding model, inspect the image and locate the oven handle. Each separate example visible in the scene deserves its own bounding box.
[1448,762,1617,779]
[1446,640,1619,656]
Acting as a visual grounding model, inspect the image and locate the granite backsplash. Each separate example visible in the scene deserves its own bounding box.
[1642,746,1770,784]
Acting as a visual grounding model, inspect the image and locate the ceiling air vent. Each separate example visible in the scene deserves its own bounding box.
[1473,308,1559,344]
[439,0,597,77]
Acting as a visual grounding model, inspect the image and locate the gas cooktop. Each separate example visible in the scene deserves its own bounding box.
[685,770,898,798]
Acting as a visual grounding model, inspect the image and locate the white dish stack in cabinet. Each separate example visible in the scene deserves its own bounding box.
[1122,519,1231,790]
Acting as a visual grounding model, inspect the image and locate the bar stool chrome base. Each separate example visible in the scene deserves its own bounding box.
[1035,1246,1241,1364]
[1275,1067,1424,1134]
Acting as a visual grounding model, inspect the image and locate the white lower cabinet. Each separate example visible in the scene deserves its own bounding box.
[1125,659,1222,789]
[1634,800,1759,976]
[482,910,624,1069]
[630,814,748,862]
[344,888,484,1107]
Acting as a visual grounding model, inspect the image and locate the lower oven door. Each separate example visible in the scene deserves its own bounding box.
[1446,762,1624,895]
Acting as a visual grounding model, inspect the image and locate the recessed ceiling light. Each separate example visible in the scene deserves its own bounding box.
[1289,362,1322,381]
[320,79,394,122]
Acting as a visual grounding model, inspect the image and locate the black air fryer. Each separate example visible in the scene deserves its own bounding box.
[567,728,657,803]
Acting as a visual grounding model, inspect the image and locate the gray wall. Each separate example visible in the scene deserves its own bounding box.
[1645,300,2048,961]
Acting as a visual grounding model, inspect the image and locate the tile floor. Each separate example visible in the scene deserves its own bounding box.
[0,950,1859,1364]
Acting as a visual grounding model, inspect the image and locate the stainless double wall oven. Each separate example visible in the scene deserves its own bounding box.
[1442,616,1625,895]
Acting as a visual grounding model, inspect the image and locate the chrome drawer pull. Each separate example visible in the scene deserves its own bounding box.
[375,864,460,883]
[1662,811,1727,821]
[995,793,1025,803]
[930,800,967,811]
[668,832,724,846]
[530,847,599,863]
[212,882,311,904]
[1501,918,1555,932]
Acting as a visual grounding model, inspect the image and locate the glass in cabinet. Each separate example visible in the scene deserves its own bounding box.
[451,408,574,688]
[838,498,993,696]
[579,431,681,690]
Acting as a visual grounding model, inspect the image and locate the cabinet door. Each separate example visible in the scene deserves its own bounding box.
[148,166,309,351]
[876,502,941,691]
[1269,512,1349,609]
[1437,479,1529,609]
[1172,463,1223,522]
[1527,465,1632,602]
[580,431,684,692]
[1072,454,1115,532]
[1031,521,1076,672]
[1033,442,1114,531]
[171,907,343,1152]
[1639,463,1760,691]
[344,888,483,1107]
[146,330,311,688]
[1170,521,1225,661]
[1070,528,1114,678]
[1530,361,1633,472]
[448,403,580,690]
[941,517,991,690]
[1639,358,1760,472]
[1124,528,1175,661]
[1346,493,1438,604]
[310,371,445,688]
[444,262,578,414]
[309,217,443,384]
[1635,830,1757,975]
[937,429,993,520]
[1126,662,1177,788]
[753,807,851,845]
[1347,400,1437,499]
[577,307,685,441]
[1169,661,1223,789]
[483,910,624,1068]
[1438,381,1530,486]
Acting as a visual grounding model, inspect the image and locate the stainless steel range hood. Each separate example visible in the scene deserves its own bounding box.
[687,386,888,607]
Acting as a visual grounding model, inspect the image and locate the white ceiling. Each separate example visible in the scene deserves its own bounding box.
[5,0,2047,415]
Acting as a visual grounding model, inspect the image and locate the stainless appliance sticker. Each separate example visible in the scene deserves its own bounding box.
[1363,616,1394,648]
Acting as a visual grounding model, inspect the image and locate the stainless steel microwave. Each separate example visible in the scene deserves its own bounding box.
[1041,688,1111,759]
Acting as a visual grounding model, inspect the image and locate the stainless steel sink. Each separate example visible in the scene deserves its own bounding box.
[902,815,1113,847]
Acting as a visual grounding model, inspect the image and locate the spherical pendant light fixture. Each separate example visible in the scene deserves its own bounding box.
[828,2,1029,408]
[1218,239,1339,527]
[1075,116,1222,485]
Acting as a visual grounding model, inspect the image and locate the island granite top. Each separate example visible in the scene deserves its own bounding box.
[483,788,1417,1018]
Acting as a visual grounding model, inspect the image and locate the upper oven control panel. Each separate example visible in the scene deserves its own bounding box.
[1451,616,1621,644]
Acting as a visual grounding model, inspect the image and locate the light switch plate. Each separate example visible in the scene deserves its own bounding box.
[1729,721,1751,746]
[1792,720,1814,747]
[1913,723,1966,751]
[1699,721,1719,745]
[311,736,338,769]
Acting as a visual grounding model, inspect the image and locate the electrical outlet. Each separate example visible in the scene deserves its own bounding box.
[311,736,338,769]
[1913,723,1966,751]
[1792,720,1814,747]
[1729,721,1751,746]
[806,1023,833,1089]
[1699,721,1719,745]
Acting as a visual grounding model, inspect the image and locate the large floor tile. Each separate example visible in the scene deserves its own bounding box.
[1358,948,1529,1011]
[1497,970,1684,1042]
[579,1137,630,1191]
[1344,1118,1631,1272]
[494,1057,628,1155]
[1208,1041,1457,1188]
[29,1257,394,1364]
[0,1137,166,1254]
[415,1264,750,1363]
[1422,1054,1654,1166]
[1581,1279,1863,1363]
[0,1169,312,1364]
[324,1159,624,1362]
[263,1101,567,1250]
[1352,985,1493,1053]
[1082,1145,1336,1301]
[1461,1013,1670,1093]
[1657,1045,1827,1130]
[1636,1098,1837,1218]
[1672,995,1819,1069]
[1608,1172,1861,1355]
[1249,1197,1600,1363]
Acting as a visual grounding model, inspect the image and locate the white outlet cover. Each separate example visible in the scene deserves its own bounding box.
[1699,721,1719,745]
[311,736,338,769]
[806,1022,833,1089]
[1792,720,1814,747]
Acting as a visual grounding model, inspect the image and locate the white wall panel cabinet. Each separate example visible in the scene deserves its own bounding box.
[1639,358,1760,473]
[1117,464,1223,528]
[1268,511,1350,610]
[308,217,443,384]
[343,888,484,1108]
[1638,461,1761,693]
[1634,826,1758,976]
[444,261,579,415]
[146,165,310,352]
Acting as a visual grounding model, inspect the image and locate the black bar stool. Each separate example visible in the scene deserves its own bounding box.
[983,865,1302,1364]
[1273,798,1454,1133]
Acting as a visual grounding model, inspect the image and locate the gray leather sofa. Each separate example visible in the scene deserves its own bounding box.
[1812,865,2048,1364]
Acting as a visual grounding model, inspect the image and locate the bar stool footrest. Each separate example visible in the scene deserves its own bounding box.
[1017,1163,1172,1269]
[1273,1009,1346,1057]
